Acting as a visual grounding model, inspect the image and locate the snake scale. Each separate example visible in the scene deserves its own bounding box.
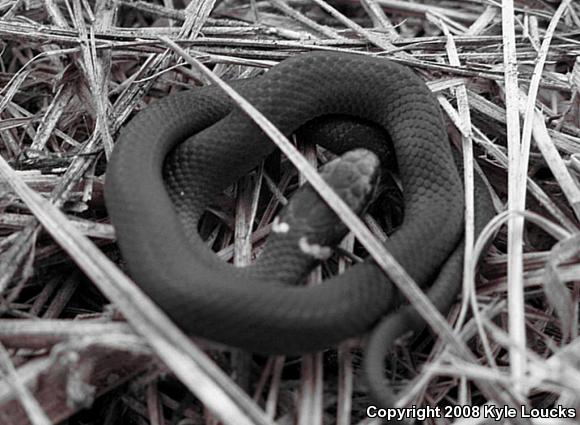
[104,52,494,410]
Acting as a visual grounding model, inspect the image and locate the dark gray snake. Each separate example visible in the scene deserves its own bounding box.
[104,52,494,412]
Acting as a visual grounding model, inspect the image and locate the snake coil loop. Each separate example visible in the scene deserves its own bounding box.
[105,52,494,412]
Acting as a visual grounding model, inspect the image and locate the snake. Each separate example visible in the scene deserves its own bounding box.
[104,51,494,410]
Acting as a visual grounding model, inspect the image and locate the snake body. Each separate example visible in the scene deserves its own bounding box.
[105,52,492,402]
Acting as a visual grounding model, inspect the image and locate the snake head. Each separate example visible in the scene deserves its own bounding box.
[271,148,381,256]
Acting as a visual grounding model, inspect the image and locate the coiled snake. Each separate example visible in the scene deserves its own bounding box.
[105,52,494,412]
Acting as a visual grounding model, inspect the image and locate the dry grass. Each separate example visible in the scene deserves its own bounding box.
[0,0,579,424]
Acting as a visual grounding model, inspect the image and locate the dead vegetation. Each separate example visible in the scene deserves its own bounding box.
[0,0,579,424]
